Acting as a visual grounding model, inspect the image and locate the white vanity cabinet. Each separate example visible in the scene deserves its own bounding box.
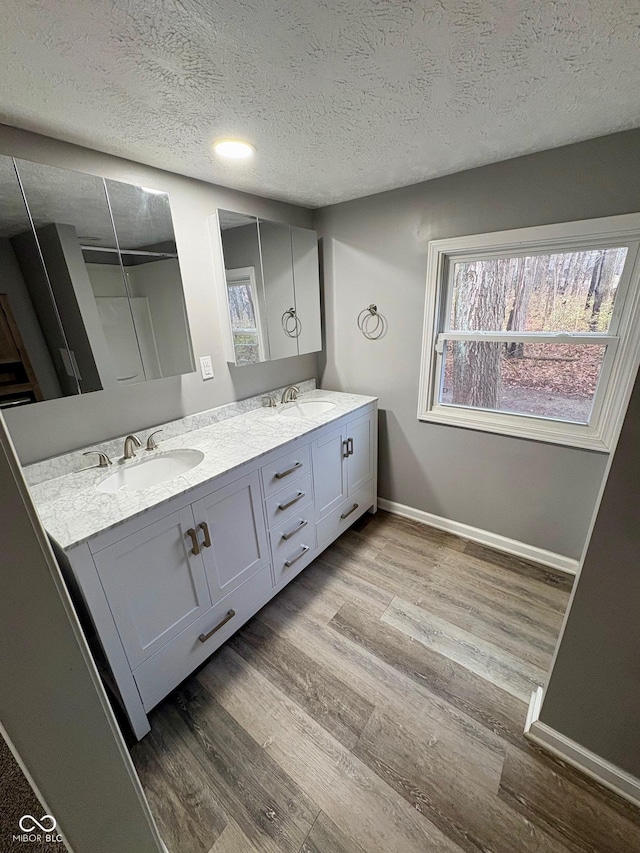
[62,400,377,741]
[312,409,376,542]
[92,470,268,675]
[192,470,268,599]
[92,506,214,671]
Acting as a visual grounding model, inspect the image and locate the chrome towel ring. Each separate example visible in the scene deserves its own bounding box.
[282,307,302,338]
[357,304,386,340]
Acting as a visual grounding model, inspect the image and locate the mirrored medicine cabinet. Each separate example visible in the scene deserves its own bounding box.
[213,209,321,366]
[0,155,195,410]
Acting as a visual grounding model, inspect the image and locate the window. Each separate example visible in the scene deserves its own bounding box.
[418,215,640,450]
[226,267,266,365]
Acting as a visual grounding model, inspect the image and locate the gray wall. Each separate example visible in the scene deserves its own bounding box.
[0,413,164,852]
[314,130,640,559]
[0,124,317,464]
[540,368,640,777]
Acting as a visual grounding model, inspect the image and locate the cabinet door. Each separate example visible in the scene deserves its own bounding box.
[259,219,298,361]
[291,226,321,355]
[92,507,212,670]
[193,471,268,600]
[313,424,348,517]
[347,411,375,495]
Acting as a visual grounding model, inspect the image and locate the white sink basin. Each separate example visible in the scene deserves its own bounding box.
[279,400,337,419]
[97,449,205,493]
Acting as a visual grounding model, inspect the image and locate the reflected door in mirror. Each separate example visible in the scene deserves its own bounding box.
[0,154,79,405]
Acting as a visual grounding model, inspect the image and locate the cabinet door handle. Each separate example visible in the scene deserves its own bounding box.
[340,502,359,520]
[342,439,350,458]
[275,461,302,479]
[282,519,308,541]
[198,609,235,643]
[185,528,201,555]
[347,437,354,456]
[278,490,305,511]
[284,544,310,568]
[198,521,212,548]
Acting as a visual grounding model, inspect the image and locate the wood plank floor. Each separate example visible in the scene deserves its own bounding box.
[130,510,640,853]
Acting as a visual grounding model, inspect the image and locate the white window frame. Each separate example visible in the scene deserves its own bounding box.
[418,213,640,451]
[225,266,267,362]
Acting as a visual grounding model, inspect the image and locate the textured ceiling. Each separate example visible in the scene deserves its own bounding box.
[0,0,639,207]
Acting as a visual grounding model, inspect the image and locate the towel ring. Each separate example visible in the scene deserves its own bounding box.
[282,307,302,338]
[357,304,386,340]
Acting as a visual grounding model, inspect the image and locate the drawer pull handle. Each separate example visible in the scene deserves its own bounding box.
[284,544,310,568]
[275,461,302,479]
[342,439,349,458]
[340,502,359,520]
[282,519,308,541]
[185,528,201,555]
[347,437,354,456]
[198,609,236,643]
[278,490,305,511]
[198,521,212,548]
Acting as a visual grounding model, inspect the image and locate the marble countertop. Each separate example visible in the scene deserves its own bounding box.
[29,389,377,551]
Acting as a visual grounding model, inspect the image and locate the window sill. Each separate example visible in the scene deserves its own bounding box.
[418,405,611,452]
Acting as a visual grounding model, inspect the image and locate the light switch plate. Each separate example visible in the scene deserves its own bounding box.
[199,356,214,380]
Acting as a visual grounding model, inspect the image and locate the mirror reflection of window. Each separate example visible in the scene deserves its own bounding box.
[218,211,270,364]
[226,268,265,365]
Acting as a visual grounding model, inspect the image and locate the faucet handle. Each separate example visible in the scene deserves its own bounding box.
[83,450,112,468]
[262,396,277,408]
[146,429,163,450]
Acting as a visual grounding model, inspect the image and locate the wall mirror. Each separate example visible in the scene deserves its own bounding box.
[215,209,321,366]
[0,155,195,409]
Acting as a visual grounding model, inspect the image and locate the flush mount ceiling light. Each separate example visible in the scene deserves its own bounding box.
[213,139,256,160]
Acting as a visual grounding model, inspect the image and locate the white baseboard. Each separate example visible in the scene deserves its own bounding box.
[524,689,640,809]
[377,498,578,576]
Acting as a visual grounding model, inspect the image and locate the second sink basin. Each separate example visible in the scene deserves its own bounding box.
[279,400,337,418]
[97,449,205,493]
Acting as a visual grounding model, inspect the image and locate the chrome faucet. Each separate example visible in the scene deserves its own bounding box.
[123,434,142,460]
[281,385,300,404]
[83,450,112,468]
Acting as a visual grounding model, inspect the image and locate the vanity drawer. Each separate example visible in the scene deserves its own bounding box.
[316,480,374,548]
[271,520,317,584]
[269,505,316,556]
[264,472,313,529]
[132,563,273,712]
[261,443,311,497]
